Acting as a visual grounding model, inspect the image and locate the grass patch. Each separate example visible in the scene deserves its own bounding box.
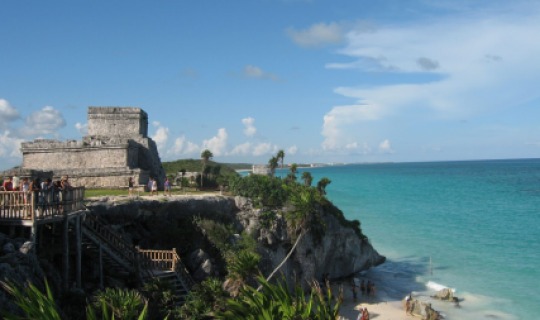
[84,188,223,199]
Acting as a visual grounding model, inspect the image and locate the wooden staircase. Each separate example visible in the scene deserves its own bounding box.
[80,213,194,305]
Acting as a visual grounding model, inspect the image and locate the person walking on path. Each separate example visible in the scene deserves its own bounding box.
[128,177,134,197]
[164,178,171,196]
[151,178,157,196]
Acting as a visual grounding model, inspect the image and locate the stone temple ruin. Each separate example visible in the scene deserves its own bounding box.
[19,107,165,188]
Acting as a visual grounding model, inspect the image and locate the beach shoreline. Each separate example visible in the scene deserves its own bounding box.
[336,281,408,320]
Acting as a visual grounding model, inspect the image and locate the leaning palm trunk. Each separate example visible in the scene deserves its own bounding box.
[258,229,307,291]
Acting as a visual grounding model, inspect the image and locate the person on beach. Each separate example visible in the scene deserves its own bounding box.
[360,279,366,296]
[357,307,369,320]
[351,279,358,300]
[366,280,371,296]
[404,292,413,315]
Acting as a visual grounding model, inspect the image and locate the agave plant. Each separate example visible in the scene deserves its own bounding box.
[89,287,148,320]
[1,279,62,320]
[216,276,343,320]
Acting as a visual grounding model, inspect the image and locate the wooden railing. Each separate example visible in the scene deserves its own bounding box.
[83,214,138,263]
[0,187,85,221]
[137,248,195,289]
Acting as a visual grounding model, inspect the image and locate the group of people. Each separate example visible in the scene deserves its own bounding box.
[351,279,377,300]
[1,175,73,215]
[356,306,370,320]
[404,293,441,320]
[137,177,171,197]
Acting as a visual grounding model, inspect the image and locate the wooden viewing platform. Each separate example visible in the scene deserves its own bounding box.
[0,187,86,226]
[0,187,194,301]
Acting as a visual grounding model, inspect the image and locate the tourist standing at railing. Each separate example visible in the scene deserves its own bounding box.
[2,177,13,216]
[2,177,12,191]
[12,175,20,191]
[40,178,53,214]
[53,180,62,213]
[61,176,73,212]
[30,178,41,216]
[21,177,30,207]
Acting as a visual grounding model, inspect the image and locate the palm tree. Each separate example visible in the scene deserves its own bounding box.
[268,156,279,177]
[276,150,285,168]
[301,171,313,187]
[317,177,332,196]
[286,163,298,184]
[200,149,213,188]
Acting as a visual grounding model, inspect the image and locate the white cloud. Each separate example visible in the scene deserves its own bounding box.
[0,130,24,158]
[334,10,540,115]
[321,5,540,151]
[151,122,169,151]
[252,142,274,156]
[0,99,20,129]
[287,145,298,155]
[202,128,228,156]
[378,139,393,153]
[169,135,200,156]
[287,22,344,47]
[23,106,66,136]
[243,65,278,81]
[345,142,358,150]
[229,142,252,155]
[75,122,88,135]
[321,104,384,150]
[242,117,257,137]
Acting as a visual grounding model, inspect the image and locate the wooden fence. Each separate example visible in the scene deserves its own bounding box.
[0,187,85,221]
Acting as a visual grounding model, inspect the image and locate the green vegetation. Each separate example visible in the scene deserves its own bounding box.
[162,158,240,189]
[161,159,239,177]
[228,151,366,241]
[1,280,148,320]
[2,151,364,320]
[216,276,342,320]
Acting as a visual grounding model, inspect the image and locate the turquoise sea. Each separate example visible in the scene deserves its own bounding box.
[278,159,539,319]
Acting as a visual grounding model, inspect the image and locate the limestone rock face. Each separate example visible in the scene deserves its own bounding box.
[232,197,385,287]
[0,235,61,315]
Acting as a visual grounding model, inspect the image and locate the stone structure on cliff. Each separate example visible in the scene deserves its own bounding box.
[19,107,165,188]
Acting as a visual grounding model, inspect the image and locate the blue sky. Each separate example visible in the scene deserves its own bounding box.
[1,0,539,170]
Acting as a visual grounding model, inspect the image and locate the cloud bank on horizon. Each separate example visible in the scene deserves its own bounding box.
[1,0,539,170]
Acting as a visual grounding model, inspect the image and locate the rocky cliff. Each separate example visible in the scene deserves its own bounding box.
[85,195,385,287]
[0,194,385,313]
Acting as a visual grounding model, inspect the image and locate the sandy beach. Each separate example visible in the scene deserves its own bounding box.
[336,282,409,320]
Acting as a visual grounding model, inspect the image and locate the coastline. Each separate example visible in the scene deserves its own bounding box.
[338,285,406,320]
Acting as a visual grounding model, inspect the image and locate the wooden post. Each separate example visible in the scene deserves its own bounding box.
[62,215,69,291]
[30,219,38,255]
[76,215,82,289]
[99,241,104,289]
[172,248,177,271]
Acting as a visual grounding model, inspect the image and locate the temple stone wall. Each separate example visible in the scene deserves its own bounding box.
[22,145,130,170]
[88,107,148,137]
[20,107,164,188]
